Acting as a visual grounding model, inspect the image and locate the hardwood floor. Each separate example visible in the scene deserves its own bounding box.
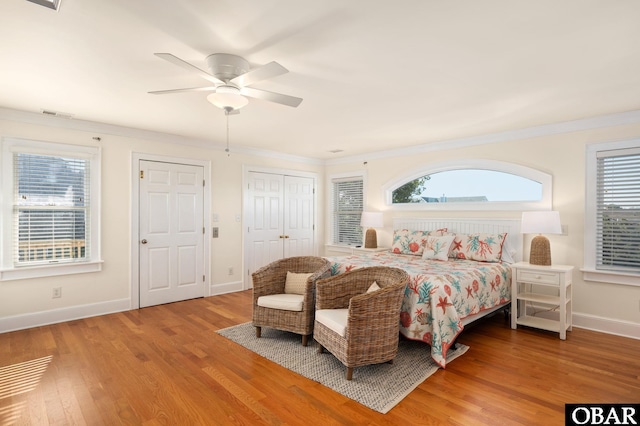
[1,290,639,425]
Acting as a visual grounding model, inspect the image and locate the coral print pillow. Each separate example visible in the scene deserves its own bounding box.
[422,235,456,261]
[391,228,449,256]
[449,233,507,263]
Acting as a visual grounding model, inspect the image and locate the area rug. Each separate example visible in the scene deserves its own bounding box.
[217,322,468,413]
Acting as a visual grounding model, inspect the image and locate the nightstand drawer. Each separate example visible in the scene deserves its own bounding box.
[516,269,559,285]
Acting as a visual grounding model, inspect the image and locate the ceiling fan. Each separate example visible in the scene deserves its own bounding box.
[149,53,303,113]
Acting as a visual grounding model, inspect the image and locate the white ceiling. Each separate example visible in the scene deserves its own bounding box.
[2,0,640,160]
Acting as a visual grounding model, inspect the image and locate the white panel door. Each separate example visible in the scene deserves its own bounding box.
[245,172,315,287]
[139,160,204,308]
[246,172,284,281]
[283,176,314,257]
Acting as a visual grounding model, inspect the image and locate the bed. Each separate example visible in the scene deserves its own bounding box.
[324,217,522,368]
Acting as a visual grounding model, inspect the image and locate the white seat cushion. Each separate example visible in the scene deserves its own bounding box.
[315,309,349,337]
[257,294,304,311]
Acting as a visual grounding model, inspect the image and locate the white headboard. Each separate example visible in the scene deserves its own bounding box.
[392,217,523,262]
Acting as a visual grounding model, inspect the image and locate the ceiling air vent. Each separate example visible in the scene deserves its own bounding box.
[26,0,61,11]
[40,109,73,119]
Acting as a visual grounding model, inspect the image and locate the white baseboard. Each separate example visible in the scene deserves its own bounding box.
[0,298,131,334]
[209,280,244,296]
[523,305,640,340]
[572,312,640,340]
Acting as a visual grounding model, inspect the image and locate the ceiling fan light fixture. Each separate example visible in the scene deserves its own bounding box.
[207,85,248,110]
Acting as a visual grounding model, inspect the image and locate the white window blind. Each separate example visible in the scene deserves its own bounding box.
[13,152,90,266]
[596,147,640,272]
[331,177,363,246]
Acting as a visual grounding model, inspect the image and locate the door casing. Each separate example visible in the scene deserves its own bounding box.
[131,153,211,309]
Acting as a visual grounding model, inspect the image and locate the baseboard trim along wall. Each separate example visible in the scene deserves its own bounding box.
[572,312,640,340]
[0,298,131,334]
[522,305,640,340]
[210,280,244,296]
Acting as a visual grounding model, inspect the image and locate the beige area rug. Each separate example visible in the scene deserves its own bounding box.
[217,322,468,414]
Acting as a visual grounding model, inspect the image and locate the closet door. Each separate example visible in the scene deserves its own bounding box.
[246,172,284,282]
[245,172,315,288]
[283,175,314,257]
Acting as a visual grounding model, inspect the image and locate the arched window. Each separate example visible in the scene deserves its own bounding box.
[383,159,552,211]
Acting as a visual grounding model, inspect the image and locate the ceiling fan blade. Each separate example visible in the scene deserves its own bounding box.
[154,53,224,85]
[148,86,217,95]
[231,61,288,87]
[241,87,303,108]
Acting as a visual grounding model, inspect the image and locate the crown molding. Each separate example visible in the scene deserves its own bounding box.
[3,106,640,167]
[0,107,323,166]
[324,109,640,166]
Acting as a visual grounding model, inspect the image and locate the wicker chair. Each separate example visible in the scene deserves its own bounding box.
[313,266,409,380]
[252,256,332,346]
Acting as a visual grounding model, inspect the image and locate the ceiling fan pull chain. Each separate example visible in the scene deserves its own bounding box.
[225,108,230,156]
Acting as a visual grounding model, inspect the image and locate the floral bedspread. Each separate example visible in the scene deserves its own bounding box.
[324,252,511,368]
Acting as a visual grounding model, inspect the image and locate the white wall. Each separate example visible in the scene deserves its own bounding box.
[0,115,322,331]
[324,120,640,337]
[2,110,640,338]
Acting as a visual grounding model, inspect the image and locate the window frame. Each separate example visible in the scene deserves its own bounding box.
[382,159,552,211]
[1,138,102,281]
[584,138,640,286]
[326,171,366,248]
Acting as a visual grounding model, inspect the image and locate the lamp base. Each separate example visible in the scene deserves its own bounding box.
[364,228,378,249]
[529,235,551,265]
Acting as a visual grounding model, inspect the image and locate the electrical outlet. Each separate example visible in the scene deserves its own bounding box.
[52,287,62,299]
[228,267,233,275]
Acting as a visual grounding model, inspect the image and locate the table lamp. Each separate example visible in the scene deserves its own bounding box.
[360,212,383,249]
[521,211,562,265]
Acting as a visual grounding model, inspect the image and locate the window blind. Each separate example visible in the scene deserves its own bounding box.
[596,147,640,272]
[331,177,363,246]
[13,153,90,266]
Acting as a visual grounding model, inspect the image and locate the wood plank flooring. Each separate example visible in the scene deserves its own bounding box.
[1,290,639,425]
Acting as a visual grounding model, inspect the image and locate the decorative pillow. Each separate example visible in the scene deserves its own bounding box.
[427,228,452,237]
[284,271,313,294]
[367,281,381,293]
[421,235,456,261]
[390,228,448,256]
[449,233,507,263]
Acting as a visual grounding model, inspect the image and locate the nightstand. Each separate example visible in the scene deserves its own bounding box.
[351,246,389,254]
[511,262,574,340]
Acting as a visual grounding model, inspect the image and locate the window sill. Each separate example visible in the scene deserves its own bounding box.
[325,244,358,254]
[581,268,640,287]
[0,260,103,281]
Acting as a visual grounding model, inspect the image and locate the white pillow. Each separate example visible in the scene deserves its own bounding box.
[367,281,381,293]
[422,235,456,261]
[284,271,313,295]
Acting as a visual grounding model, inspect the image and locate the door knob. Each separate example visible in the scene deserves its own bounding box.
[141,239,148,244]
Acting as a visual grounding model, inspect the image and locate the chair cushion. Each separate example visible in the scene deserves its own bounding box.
[284,271,313,294]
[316,309,349,337]
[367,281,381,293]
[257,294,304,311]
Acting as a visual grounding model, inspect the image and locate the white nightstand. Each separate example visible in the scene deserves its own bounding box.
[511,262,574,340]
[351,246,389,254]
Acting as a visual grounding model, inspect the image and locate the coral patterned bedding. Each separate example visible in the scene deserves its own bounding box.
[324,251,511,368]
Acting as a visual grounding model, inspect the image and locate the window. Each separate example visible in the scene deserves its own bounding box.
[585,139,640,285]
[383,159,552,211]
[330,174,364,246]
[1,138,102,280]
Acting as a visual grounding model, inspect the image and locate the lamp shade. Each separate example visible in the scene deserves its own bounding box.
[521,211,562,235]
[360,212,383,228]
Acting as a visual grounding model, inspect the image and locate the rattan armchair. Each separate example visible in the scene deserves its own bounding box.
[252,256,331,346]
[313,266,409,380]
